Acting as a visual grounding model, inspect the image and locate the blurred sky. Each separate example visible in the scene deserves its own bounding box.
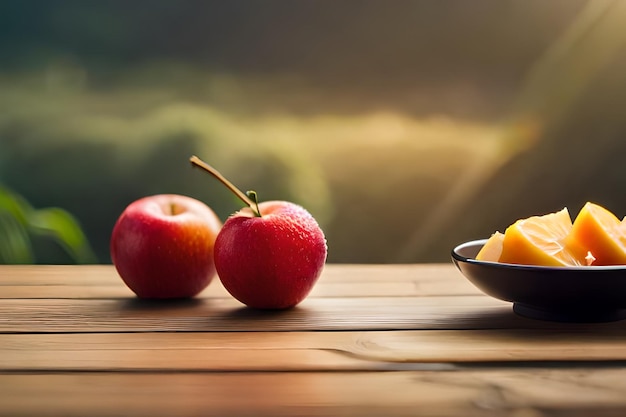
[0,0,587,118]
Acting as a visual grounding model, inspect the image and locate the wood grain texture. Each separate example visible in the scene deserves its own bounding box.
[3,329,626,371]
[3,370,626,417]
[0,264,459,284]
[0,264,480,298]
[0,280,475,299]
[3,264,626,416]
[0,295,527,333]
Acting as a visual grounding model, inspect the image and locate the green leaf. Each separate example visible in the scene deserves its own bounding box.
[0,185,32,225]
[0,184,97,264]
[0,211,34,264]
[26,207,97,264]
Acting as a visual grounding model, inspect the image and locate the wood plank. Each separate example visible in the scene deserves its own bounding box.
[0,280,478,299]
[0,264,475,292]
[0,265,117,284]
[321,263,462,282]
[4,329,626,371]
[2,370,626,417]
[0,264,459,284]
[0,295,533,333]
[0,346,375,372]
[4,263,626,417]
[0,264,480,299]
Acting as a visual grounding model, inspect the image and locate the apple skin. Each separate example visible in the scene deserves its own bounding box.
[214,201,327,309]
[110,194,222,299]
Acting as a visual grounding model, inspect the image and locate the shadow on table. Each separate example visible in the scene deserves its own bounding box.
[117,297,207,311]
[466,307,626,338]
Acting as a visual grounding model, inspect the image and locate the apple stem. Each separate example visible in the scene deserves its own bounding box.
[246,190,262,219]
[189,155,262,217]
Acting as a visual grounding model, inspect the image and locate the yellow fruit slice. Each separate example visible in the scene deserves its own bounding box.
[476,231,504,262]
[498,208,582,266]
[566,202,626,265]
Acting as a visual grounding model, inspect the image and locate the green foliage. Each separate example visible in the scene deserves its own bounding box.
[0,185,96,264]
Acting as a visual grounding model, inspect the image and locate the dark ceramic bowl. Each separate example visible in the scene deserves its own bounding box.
[451,239,626,322]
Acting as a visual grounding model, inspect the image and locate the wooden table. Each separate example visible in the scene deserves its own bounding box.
[2,264,626,416]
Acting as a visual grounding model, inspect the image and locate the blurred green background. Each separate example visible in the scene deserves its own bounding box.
[2,0,626,264]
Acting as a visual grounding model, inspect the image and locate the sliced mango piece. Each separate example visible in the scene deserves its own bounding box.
[476,231,504,262]
[566,202,626,266]
[498,208,582,267]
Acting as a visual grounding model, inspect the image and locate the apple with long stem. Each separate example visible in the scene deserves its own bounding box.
[190,155,328,309]
[110,194,222,299]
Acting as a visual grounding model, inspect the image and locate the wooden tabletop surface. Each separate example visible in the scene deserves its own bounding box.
[2,264,626,416]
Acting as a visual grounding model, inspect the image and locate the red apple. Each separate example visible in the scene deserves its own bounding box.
[189,155,328,309]
[214,200,327,309]
[110,194,222,299]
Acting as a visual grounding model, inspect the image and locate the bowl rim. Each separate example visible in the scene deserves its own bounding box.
[451,239,626,272]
